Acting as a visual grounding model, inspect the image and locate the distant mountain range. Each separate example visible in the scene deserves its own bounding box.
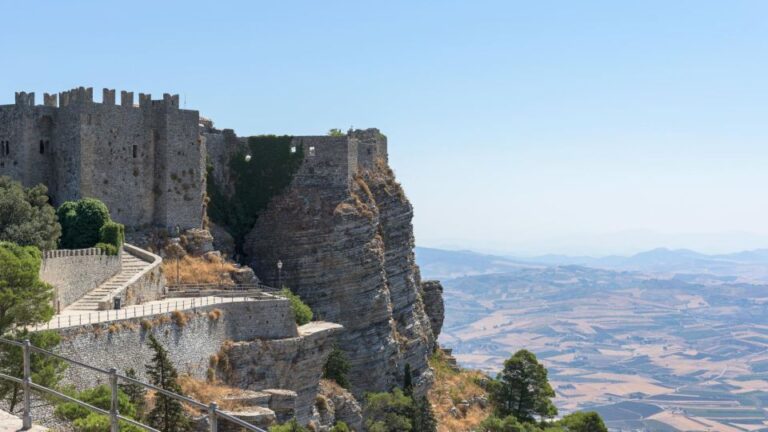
[416,246,768,282]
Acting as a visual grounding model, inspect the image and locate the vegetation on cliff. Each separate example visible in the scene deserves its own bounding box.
[55,385,143,432]
[0,176,61,251]
[281,288,313,325]
[323,346,351,389]
[207,135,303,254]
[146,334,189,432]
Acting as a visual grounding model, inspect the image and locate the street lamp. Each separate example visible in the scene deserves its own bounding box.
[277,260,283,289]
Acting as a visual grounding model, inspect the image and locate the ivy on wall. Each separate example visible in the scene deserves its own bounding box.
[207,135,303,255]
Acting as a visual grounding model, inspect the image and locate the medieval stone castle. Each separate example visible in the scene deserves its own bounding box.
[0,86,388,231]
[0,87,204,229]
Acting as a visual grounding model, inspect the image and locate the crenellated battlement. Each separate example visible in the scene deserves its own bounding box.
[8,87,184,110]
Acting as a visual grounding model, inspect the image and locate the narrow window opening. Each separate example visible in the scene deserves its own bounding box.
[290,146,297,154]
[39,140,45,154]
[309,146,316,157]
[132,145,138,158]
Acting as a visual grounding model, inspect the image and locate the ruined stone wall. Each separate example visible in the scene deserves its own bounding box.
[40,248,122,310]
[52,299,298,389]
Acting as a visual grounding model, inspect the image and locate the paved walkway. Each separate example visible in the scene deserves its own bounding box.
[0,409,46,432]
[33,294,280,331]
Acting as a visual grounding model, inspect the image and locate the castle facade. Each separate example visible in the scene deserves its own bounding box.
[0,87,205,230]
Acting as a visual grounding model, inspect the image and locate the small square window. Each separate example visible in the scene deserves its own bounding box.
[309,146,316,157]
[290,146,297,154]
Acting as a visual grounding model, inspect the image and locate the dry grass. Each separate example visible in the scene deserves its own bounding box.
[428,350,492,432]
[171,310,188,327]
[208,308,223,321]
[162,255,237,285]
[178,375,253,412]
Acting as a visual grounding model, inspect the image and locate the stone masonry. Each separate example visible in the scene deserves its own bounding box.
[0,87,205,230]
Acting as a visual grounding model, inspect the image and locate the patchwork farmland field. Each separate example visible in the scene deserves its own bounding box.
[438,266,768,431]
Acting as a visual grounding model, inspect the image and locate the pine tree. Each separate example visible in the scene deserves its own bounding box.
[119,368,147,419]
[411,396,437,432]
[145,334,189,432]
[322,346,351,389]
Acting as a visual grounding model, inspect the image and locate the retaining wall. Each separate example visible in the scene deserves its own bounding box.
[40,248,122,310]
[53,299,298,389]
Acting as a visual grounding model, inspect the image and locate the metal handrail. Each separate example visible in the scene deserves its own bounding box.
[0,337,268,432]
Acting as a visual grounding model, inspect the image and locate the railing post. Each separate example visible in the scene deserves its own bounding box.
[22,339,31,430]
[109,368,119,432]
[209,402,218,432]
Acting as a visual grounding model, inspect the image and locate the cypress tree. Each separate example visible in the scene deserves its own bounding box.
[145,334,189,432]
[411,396,437,432]
[119,368,146,419]
[403,363,414,396]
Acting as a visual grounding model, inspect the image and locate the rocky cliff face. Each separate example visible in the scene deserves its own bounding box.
[421,280,445,339]
[244,157,440,398]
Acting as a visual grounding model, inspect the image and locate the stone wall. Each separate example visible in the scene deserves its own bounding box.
[99,244,164,309]
[40,248,122,310]
[0,87,205,230]
[53,299,298,389]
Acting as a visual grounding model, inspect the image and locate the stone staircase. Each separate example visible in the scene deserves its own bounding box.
[66,249,153,311]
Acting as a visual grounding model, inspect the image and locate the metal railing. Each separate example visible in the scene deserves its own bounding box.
[165,282,278,293]
[0,337,268,432]
[30,296,260,331]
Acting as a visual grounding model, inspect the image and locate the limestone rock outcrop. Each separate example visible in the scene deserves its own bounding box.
[245,158,439,398]
[421,280,445,339]
[315,380,363,432]
[219,322,343,424]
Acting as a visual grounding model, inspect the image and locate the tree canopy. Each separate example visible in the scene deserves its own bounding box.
[0,176,61,250]
[57,198,112,249]
[489,349,557,423]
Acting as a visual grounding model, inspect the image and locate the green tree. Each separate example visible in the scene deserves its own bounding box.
[403,363,414,396]
[0,242,54,334]
[323,345,350,389]
[0,176,61,250]
[57,198,111,249]
[145,334,189,432]
[364,389,413,432]
[269,418,308,432]
[0,241,65,411]
[489,350,557,423]
[557,411,607,432]
[327,129,345,137]
[329,421,350,432]
[478,415,527,432]
[119,368,147,419]
[411,395,437,432]
[55,384,142,432]
[0,331,65,413]
[281,288,313,325]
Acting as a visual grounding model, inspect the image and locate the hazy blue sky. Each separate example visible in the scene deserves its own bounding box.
[3,1,768,255]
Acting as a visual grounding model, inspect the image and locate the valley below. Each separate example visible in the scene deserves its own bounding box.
[421,248,768,432]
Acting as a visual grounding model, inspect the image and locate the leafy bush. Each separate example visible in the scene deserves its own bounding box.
[55,384,142,432]
[329,422,350,432]
[94,242,118,256]
[557,411,607,432]
[323,346,350,388]
[364,389,414,432]
[269,418,308,432]
[57,198,111,249]
[99,221,125,251]
[0,176,61,250]
[281,288,313,325]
